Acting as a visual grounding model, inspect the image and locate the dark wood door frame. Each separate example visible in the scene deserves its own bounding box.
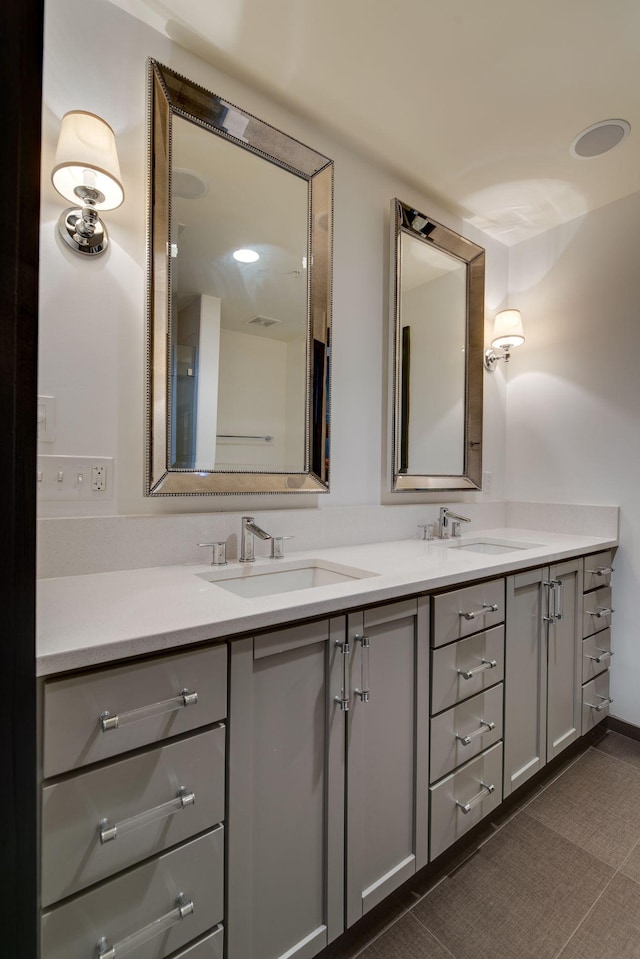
[0,0,44,955]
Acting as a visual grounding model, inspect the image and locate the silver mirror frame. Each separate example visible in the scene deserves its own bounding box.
[390,199,485,492]
[146,60,333,495]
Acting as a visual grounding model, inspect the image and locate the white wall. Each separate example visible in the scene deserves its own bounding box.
[506,191,640,726]
[38,0,508,518]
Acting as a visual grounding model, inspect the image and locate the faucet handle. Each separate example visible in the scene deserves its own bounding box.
[270,536,294,559]
[417,524,434,541]
[198,542,228,566]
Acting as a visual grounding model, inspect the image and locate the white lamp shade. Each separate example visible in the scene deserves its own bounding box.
[491,309,525,349]
[51,111,124,210]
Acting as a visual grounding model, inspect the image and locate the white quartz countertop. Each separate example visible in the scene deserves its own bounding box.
[36,527,617,676]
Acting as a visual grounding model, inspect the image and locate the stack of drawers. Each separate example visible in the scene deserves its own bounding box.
[581,551,615,733]
[40,644,227,959]
[429,579,505,859]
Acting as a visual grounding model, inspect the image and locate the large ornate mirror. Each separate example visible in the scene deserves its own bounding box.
[390,199,485,491]
[146,60,333,495]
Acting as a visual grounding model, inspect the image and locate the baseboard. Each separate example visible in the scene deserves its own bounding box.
[607,716,640,742]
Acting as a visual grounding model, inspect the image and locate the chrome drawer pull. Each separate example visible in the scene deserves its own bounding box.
[585,606,615,619]
[457,658,497,681]
[586,695,613,713]
[585,566,614,576]
[455,781,495,815]
[455,719,496,746]
[96,893,194,958]
[354,634,371,703]
[98,787,196,844]
[459,603,499,622]
[587,649,614,664]
[99,689,198,732]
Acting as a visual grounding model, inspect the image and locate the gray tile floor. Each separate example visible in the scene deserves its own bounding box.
[335,730,640,959]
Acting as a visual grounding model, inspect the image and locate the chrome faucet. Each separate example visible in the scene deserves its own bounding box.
[438,507,471,539]
[240,516,272,563]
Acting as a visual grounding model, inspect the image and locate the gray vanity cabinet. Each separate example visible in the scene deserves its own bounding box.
[503,558,582,798]
[345,598,429,928]
[227,618,346,959]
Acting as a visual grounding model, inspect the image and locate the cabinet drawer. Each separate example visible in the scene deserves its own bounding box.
[43,644,227,777]
[431,625,504,714]
[582,671,612,734]
[432,579,504,647]
[582,629,613,684]
[583,551,615,592]
[429,742,503,860]
[173,927,223,959]
[582,586,613,638]
[41,827,223,959]
[430,684,503,783]
[41,725,225,907]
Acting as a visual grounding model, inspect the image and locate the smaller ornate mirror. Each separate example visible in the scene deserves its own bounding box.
[390,199,485,492]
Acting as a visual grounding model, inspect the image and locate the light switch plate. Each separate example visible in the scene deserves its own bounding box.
[37,455,114,500]
[37,395,55,443]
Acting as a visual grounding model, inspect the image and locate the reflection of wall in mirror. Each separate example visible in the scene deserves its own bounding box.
[401,270,466,475]
[215,329,306,471]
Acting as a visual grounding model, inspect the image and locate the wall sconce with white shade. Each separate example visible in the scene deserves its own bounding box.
[51,111,124,256]
[484,309,525,371]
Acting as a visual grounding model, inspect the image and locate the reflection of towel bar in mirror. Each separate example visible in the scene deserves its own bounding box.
[216,434,274,443]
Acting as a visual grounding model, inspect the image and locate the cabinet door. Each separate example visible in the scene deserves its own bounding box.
[503,567,548,798]
[346,598,429,927]
[546,558,582,761]
[227,620,345,959]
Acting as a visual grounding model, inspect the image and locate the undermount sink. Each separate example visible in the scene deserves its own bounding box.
[197,560,377,598]
[446,537,540,555]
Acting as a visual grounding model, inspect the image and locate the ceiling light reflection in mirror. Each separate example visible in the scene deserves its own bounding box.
[170,114,308,472]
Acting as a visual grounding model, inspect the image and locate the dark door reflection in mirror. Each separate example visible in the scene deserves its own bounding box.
[391,199,485,492]
[146,60,333,495]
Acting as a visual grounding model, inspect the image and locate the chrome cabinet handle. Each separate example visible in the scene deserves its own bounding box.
[334,638,351,711]
[586,566,614,576]
[457,658,497,681]
[586,606,615,619]
[96,893,194,958]
[459,603,499,622]
[587,649,614,664]
[552,579,563,621]
[543,579,562,623]
[100,689,198,732]
[99,787,196,844]
[455,719,495,746]
[586,695,613,712]
[354,634,371,703]
[455,781,495,815]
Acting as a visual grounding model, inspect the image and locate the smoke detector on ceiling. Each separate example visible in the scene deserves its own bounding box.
[570,119,631,159]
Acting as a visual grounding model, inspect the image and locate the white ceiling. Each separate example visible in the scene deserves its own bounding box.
[114,0,640,244]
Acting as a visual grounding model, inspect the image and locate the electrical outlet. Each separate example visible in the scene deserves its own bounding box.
[91,465,106,491]
[482,470,493,494]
